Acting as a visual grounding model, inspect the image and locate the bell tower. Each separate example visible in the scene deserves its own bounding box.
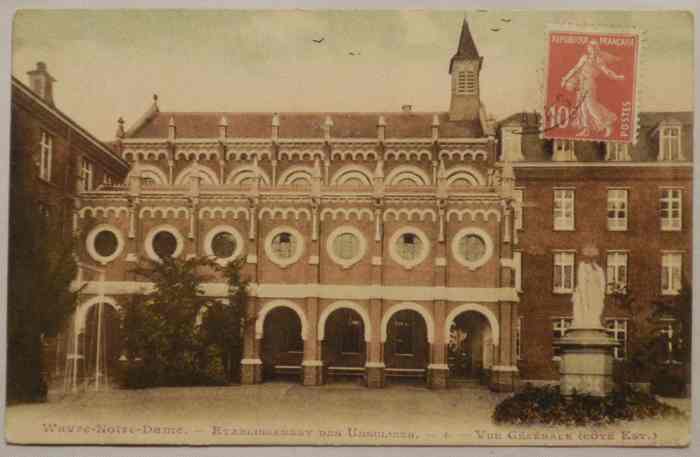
[449,19,483,122]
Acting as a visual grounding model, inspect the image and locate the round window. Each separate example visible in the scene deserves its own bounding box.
[396,232,423,261]
[459,234,487,262]
[152,231,178,258]
[333,233,360,260]
[271,232,297,259]
[211,232,237,259]
[451,227,493,270]
[94,230,119,257]
[86,224,124,264]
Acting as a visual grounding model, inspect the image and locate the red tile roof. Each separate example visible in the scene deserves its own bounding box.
[127,111,484,139]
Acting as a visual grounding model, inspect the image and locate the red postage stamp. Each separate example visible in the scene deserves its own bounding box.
[544,27,640,144]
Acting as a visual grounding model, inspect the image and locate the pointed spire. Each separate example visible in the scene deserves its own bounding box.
[116,117,125,139]
[152,94,159,112]
[449,18,480,73]
[431,114,440,141]
[218,116,228,139]
[271,113,280,141]
[323,115,334,141]
[168,116,176,140]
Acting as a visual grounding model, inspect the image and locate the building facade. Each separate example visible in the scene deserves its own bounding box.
[10,63,130,387]
[66,20,692,391]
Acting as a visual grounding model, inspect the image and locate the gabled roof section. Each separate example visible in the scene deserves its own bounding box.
[449,19,480,73]
[125,111,485,139]
[124,95,161,138]
[11,76,128,171]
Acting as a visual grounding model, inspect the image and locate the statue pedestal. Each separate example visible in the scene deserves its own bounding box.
[557,327,618,397]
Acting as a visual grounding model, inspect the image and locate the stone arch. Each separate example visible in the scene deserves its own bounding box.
[75,296,121,334]
[330,165,373,186]
[385,165,430,186]
[444,303,500,346]
[278,166,315,186]
[380,302,435,343]
[127,164,168,185]
[255,300,309,340]
[174,164,220,185]
[317,301,372,342]
[225,165,271,186]
[445,165,486,186]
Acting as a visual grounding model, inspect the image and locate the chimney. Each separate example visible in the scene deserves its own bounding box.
[27,62,56,105]
[401,104,413,113]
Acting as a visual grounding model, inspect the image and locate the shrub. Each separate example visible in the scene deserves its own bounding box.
[652,370,687,398]
[493,384,685,426]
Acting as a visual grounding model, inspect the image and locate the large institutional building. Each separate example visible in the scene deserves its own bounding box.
[18,20,691,392]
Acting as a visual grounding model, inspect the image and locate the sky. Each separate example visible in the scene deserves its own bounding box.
[12,9,694,140]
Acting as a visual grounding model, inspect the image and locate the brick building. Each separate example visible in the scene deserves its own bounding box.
[66,19,691,391]
[11,62,129,222]
[10,63,130,387]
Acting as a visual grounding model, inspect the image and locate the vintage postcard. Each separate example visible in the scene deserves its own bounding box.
[4,9,693,448]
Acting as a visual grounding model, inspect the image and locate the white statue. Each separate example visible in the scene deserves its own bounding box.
[571,245,606,329]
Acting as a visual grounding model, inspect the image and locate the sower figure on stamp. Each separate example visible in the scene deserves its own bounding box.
[560,40,625,138]
[571,244,607,329]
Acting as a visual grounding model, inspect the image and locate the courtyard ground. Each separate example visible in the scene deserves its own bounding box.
[5,381,690,446]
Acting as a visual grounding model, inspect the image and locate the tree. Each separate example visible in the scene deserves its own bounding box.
[122,255,250,388]
[199,257,251,382]
[7,144,79,403]
[625,282,692,396]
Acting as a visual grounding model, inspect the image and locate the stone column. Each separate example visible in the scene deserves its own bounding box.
[302,296,323,386]
[241,296,262,384]
[427,202,449,389]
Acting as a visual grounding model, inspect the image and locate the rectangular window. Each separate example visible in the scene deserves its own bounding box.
[660,126,682,161]
[661,252,682,295]
[605,142,630,161]
[39,131,53,181]
[553,139,576,161]
[660,189,682,231]
[80,158,94,191]
[606,251,628,294]
[553,189,575,230]
[607,189,628,231]
[605,319,628,359]
[552,317,572,359]
[553,252,575,293]
[513,250,523,292]
[513,189,524,230]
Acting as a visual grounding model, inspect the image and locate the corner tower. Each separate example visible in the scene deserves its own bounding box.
[449,19,483,122]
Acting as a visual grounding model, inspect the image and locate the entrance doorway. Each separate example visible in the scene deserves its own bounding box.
[384,309,428,383]
[447,311,492,384]
[322,308,366,381]
[83,303,122,389]
[262,307,304,381]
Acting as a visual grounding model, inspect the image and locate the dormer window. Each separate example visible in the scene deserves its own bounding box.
[552,139,576,161]
[660,126,683,161]
[605,142,631,161]
[501,127,524,161]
